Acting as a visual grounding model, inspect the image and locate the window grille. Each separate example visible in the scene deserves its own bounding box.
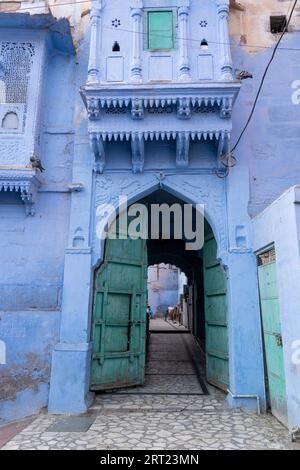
[257,247,276,266]
[0,42,35,105]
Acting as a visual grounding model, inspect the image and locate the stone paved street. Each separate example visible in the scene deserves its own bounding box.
[1,321,298,450]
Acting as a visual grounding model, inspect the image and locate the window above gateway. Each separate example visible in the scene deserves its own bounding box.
[147,11,174,51]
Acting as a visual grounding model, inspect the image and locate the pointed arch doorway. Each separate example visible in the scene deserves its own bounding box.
[90,189,229,393]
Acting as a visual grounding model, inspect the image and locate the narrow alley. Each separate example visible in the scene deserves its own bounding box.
[1,320,297,451]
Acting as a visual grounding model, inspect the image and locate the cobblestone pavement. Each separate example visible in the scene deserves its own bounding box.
[1,327,298,451]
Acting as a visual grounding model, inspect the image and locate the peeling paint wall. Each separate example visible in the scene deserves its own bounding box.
[229,0,300,52]
[0,311,60,422]
[229,0,300,216]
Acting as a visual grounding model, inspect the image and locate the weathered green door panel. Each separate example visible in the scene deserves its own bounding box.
[260,298,281,334]
[203,236,218,267]
[205,295,227,325]
[206,325,228,359]
[203,229,229,391]
[91,236,147,391]
[258,258,287,426]
[204,266,227,295]
[207,356,229,389]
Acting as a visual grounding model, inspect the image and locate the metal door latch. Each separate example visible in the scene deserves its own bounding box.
[274,333,283,347]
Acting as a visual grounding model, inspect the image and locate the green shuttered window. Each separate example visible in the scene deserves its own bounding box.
[148,11,174,50]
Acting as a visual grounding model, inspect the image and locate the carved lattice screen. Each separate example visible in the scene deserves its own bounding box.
[0,42,35,104]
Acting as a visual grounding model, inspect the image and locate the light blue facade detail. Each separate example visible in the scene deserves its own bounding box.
[0,0,300,433]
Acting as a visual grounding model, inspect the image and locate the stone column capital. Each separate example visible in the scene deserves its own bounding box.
[178,5,190,16]
[131,8,143,17]
[217,0,230,15]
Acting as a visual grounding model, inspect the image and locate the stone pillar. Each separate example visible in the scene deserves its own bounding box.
[130,1,143,83]
[217,0,233,80]
[178,3,191,81]
[225,251,266,411]
[48,137,95,414]
[87,0,102,83]
[224,163,266,412]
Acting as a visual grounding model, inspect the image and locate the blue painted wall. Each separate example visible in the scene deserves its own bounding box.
[0,33,75,420]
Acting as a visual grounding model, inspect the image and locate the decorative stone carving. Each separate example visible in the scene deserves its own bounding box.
[131,98,144,120]
[0,139,26,165]
[83,92,240,112]
[0,41,35,104]
[177,98,191,119]
[178,3,191,81]
[220,97,233,118]
[131,133,144,173]
[87,98,101,120]
[72,227,85,248]
[87,0,103,83]
[176,133,190,167]
[217,1,233,80]
[92,173,228,264]
[167,176,227,257]
[0,168,41,216]
[90,133,106,173]
[130,1,143,83]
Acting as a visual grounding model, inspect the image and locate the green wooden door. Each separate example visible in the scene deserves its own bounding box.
[91,237,148,391]
[257,250,287,425]
[203,228,229,391]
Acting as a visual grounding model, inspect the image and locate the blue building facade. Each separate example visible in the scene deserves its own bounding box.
[0,0,300,434]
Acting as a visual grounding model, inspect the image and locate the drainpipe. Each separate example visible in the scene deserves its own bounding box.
[227,389,261,415]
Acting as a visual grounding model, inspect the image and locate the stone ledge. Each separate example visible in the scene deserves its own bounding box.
[0,166,41,215]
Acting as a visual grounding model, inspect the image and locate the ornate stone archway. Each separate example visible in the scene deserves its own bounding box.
[48,169,266,415]
[92,172,228,266]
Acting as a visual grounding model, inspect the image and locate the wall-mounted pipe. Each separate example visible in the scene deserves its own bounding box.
[227,389,261,415]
